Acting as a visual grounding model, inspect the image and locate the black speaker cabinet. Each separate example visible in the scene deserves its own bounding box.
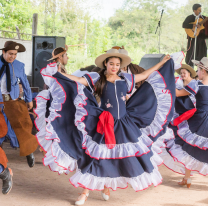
[139,54,165,70]
[32,36,65,89]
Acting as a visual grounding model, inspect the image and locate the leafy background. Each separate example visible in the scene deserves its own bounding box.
[0,0,208,73]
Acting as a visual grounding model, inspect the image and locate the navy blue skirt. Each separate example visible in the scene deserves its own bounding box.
[160,81,208,176]
[35,60,175,191]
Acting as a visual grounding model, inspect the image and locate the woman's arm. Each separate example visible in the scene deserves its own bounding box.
[58,65,88,86]
[60,72,88,86]
[134,55,170,83]
[176,89,190,97]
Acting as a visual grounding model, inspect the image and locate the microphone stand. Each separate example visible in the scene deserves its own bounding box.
[193,14,200,67]
[155,9,164,54]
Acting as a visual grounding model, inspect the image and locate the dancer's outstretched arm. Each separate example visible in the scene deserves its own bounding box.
[176,89,190,97]
[58,67,88,86]
[134,54,171,83]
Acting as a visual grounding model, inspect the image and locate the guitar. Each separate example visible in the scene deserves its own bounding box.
[185,18,205,38]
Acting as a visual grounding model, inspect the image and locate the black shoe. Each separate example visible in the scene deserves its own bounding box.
[0,167,13,195]
[26,153,35,168]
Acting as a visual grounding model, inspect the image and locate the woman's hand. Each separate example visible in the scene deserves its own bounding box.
[162,54,171,64]
[135,54,171,83]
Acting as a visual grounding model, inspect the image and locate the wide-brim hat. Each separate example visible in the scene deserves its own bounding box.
[176,64,197,77]
[192,57,208,71]
[0,41,26,53]
[95,49,131,69]
[47,45,68,61]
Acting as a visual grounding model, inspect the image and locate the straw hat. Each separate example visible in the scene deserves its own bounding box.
[176,64,197,78]
[192,57,208,71]
[47,45,68,61]
[95,49,131,69]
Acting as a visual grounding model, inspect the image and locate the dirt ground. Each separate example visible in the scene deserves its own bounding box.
[1,143,208,206]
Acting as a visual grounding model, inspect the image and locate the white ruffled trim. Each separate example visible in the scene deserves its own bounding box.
[119,72,135,94]
[177,120,208,150]
[35,64,75,174]
[69,152,163,191]
[152,127,175,154]
[141,71,172,137]
[163,139,208,176]
[34,90,50,131]
[171,51,185,71]
[74,79,156,160]
[160,147,189,175]
[175,77,183,90]
[84,134,153,160]
[184,79,199,95]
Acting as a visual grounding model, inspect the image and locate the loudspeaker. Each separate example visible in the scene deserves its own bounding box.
[139,54,165,70]
[32,36,65,89]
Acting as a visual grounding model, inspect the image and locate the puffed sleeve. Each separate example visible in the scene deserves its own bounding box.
[83,72,100,92]
[184,79,199,96]
[19,64,32,102]
[119,72,135,94]
[175,77,184,90]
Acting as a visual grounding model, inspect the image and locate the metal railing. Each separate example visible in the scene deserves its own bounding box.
[0,30,35,41]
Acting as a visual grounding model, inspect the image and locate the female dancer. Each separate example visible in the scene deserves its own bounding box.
[35,49,175,205]
[161,57,208,188]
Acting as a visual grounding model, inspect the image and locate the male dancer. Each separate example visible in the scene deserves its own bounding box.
[183,4,208,66]
[48,45,69,73]
[0,103,12,195]
[0,148,12,195]
[0,41,38,167]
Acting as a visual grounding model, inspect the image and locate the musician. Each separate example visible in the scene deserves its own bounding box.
[183,4,208,67]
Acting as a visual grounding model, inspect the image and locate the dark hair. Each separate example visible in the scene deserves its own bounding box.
[53,47,65,62]
[80,65,96,72]
[91,67,102,73]
[193,4,201,11]
[94,56,122,97]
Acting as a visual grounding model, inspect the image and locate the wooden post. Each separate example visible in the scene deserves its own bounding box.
[84,20,87,57]
[16,26,20,39]
[53,0,56,35]
[44,0,48,35]
[32,13,38,35]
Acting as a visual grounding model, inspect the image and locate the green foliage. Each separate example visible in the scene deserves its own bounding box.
[108,0,208,63]
[0,0,35,33]
[87,20,112,57]
[1,0,208,71]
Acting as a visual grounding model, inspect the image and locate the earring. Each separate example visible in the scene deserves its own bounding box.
[104,70,107,75]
